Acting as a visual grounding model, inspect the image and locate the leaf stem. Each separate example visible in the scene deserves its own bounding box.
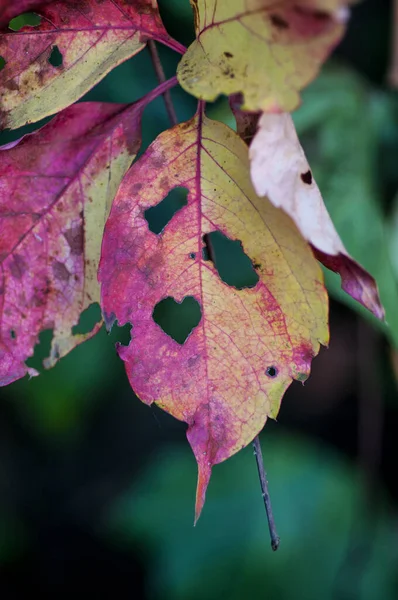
[148,40,178,127]
[142,75,178,108]
[156,35,186,56]
[253,434,280,551]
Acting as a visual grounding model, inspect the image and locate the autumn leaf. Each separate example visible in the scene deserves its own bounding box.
[0,1,52,27]
[0,0,183,130]
[99,109,328,521]
[177,0,350,112]
[249,112,384,320]
[0,95,148,387]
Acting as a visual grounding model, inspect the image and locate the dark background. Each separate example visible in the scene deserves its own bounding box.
[1,1,398,598]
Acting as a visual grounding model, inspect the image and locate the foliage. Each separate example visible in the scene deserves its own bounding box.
[106,438,398,600]
[0,0,388,520]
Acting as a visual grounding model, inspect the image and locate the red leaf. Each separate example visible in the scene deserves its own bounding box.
[0,1,52,28]
[0,98,146,386]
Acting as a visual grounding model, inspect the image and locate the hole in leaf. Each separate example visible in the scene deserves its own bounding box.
[189,252,196,259]
[301,170,312,185]
[48,45,63,68]
[202,246,210,261]
[266,366,278,378]
[0,57,5,71]
[26,329,53,371]
[10,329,16,339]
[145,187,188,234]
[152,296,201,344]
[111,322,132,347]
[203,231,259,289]
[9,12,41,31]
[72,303,102,335]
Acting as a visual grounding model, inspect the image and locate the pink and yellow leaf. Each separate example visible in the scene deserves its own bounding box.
[99,111,329,520]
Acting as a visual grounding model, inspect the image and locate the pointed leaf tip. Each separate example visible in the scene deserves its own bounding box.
[312,248,385,321]
[194,457,212,525]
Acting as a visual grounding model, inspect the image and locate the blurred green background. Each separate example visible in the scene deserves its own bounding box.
[1,0,398,598]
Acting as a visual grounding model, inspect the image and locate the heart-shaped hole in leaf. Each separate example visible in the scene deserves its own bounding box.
[203,231,259,289]
[8,12,42,31]
[48,45,63,68]
[152,296,202,344]
[145,187,188,234]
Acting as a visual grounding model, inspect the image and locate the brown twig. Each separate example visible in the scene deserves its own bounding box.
[147,40,178,127]
[253,434,280,551]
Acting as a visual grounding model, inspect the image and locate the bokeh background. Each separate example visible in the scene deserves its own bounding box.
[1,0,398,598]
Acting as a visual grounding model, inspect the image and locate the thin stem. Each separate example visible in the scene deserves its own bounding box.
[142,75,178,107]
[156,35,186,56]
[253,435,280,551]
[148,40,178,127]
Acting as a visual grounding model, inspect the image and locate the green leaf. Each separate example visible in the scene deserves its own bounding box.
[104,435,398,600]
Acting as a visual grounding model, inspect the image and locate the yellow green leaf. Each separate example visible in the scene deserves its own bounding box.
[99,109,329,520]
[0,0,182,130]
[177,0,350,112]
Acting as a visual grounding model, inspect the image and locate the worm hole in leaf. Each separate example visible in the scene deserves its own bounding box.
[300,170,312,184]
[152,296,201,344]
[266,366,278,378]
[0,57,5,71]
[48,46,63,68]
[145,187,188,234]
[8,12,41,31]
[72,303,102,335]
[203,231,259,289]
